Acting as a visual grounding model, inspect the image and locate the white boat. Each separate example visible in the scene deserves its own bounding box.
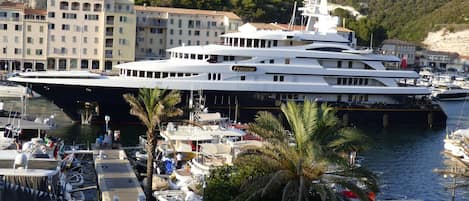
[0,137,85,201]
[7,0,445,127]
[0,81,39,98]
[431,85,469,101]
[443,128,469,163]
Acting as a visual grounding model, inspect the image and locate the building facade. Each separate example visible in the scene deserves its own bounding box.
[0,0,135,72]
[0,2,48,71]
[134,6,241,60]
[380,39,416,69]
[47,0,135,71]
[419,50,459,70]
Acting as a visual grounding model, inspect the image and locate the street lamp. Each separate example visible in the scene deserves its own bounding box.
[202,175,207,200]
[105,115,110,132]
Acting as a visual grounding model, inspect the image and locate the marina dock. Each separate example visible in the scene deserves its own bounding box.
[93,146,144,201]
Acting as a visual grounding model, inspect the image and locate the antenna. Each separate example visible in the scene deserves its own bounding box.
[288,1,298,31]
[369,33,373,50]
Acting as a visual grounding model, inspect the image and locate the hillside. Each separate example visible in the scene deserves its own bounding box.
[330,0,469,43]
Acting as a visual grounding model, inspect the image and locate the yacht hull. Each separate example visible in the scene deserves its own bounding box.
[27,83,447,128]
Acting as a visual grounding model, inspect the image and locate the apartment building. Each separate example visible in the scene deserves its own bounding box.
[419,50,459,70]
[0,2,48,71]
[47,0,135,71]
[134,6,242,60]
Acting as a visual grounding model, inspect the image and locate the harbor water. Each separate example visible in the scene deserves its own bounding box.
[7,97,469,200]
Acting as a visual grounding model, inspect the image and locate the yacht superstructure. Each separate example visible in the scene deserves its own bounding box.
[8,0,446,127]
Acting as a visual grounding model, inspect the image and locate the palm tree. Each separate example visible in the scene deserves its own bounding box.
[234,101,377,201]
[123,88,182,201]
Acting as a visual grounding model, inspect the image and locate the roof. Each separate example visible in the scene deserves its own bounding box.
[247,23,284,31]
[336,26,353,32]
[425,50,459,57]
[135,6,241,20]
[24,8,46,15]
[382,39,416,46]
[0,1,26,10]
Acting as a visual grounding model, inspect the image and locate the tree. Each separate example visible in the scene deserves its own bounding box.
[123,88,182,201]
[234,101,377,201]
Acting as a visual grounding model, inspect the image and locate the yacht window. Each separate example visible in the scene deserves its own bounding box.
[170,72,176,77]
[337,78,341,85]
[208,55,217,63]
[132,70,137,77]
[260,61,265,64]
[197,55,203,60]
[353,78,358,85]
[269,59,274,64]
[247,39,252,47]
[261,40,266,48]
[217,73,221,80]
[273,40,278,47]
[177,73,183,77]
[234,38,238,46]
[208,73,211,80]
[184,54,189,59]
[254,39,259,48]
[364,79,369,85]
[179,53,183,58]
[274,75,278,81]
[348,61,353,68]
[155,72,161,78]
[364,95,368,102]
[126,70,131,76]
[192,73,198,76]
[267,40,271,48]
[279,76,284,82]
[285,58,290,64]
[359,78,363,85]
[139,71,145,78]
[147,71,153,78]
[191,54,196,59]
[338,61,342,68]
[185,73,191,77]
[348,78,352,85]
[240,75,245,80]
[229,38,233,45]
[162,72,168,78]
[240,38,245,47]
[348,95,352,102]
[337,95,342,102]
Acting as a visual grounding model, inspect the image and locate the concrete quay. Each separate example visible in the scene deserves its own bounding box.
[93,145,145,201]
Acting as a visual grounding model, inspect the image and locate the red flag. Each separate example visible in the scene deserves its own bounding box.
[401,57,408,69]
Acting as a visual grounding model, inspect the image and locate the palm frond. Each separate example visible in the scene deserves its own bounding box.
[248,111,286,141]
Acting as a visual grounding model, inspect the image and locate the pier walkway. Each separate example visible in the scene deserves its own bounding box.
[93,146,144,201]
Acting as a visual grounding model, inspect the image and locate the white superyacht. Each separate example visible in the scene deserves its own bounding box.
[8,0,446,127]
